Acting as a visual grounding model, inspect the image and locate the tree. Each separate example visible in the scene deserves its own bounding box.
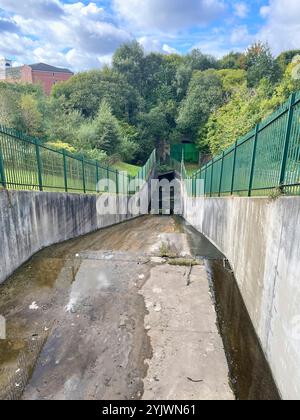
[52,68,141,123]
[245,42,281,87]
[218,52,244,69]
[276,50,300,73]
[0,82,46,135]
[185,49,218,71]
[177,70,225,143]
[118,122,140,162]
[47,97,84,145]
[88,100,122,155]
[136,104,171,160]
[113,41,145,93]
[19,94,43,137]
[217,69,247,95]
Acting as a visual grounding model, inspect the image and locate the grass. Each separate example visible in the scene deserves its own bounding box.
[112,161,141,177]
[185,163,200,177]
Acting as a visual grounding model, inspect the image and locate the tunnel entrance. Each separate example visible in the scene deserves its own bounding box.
[155,170,176,215]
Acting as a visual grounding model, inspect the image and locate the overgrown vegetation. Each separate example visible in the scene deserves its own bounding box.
[1,41,300,166]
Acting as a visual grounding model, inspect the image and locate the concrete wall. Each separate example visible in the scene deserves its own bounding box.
[183,194,300,400]
[0,189,149,285]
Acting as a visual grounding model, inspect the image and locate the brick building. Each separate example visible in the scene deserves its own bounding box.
[0,59,73,94]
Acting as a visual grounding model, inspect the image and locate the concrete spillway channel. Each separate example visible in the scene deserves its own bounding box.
[0,216,279,400]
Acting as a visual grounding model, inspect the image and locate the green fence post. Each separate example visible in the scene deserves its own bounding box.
[279,92,296,189]
[210,159,214,197]
[128,175,131,195]
[63,151,68,193]
[231,141,238,195]
[82,157,86,193]
[35,139,43,191]
[106,166,110,193]
[116,171,119,195]
[219,152,225,197]
[0,143,6,189]
[248,124,259,197]
[204,166,207,197]
[192,175,195,197]
[96,162,99,193]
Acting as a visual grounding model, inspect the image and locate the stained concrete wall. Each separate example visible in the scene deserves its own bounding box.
[183,194,300,400]
[0,188,150,285]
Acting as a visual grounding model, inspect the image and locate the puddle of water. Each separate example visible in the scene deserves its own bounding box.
[206,260,281,400]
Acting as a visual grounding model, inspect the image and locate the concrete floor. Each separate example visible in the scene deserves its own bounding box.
[0,216,233,400]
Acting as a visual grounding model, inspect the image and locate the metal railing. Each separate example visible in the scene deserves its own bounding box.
[0,125,156,195]
[182,91,300,197]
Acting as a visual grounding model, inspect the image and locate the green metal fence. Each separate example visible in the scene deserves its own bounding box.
[0,125,156,195]
[183,91,300,197]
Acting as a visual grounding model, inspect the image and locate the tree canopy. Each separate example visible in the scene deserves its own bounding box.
[1,41,299,165]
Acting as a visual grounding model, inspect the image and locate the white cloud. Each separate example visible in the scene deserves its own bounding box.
[0,0,64,20]
[113,0,226,32]
[233,2,249,19]
[138,36,179,55]
[230,25,253,45]
[258,0,300,54]
[162,44,180,55]
[0,1,132,71]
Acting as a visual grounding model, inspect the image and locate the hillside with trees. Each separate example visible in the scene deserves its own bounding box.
[1,42,300,165]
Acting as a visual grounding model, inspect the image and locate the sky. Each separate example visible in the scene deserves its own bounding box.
[0,0,300,72]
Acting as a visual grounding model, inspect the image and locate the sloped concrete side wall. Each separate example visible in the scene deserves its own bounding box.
[0,190,145,285]
[183,194,300,400]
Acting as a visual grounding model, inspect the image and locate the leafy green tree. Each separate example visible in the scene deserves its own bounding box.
[89,100,122,155]
[245,42,281,87]
[118,122,140,162]
[218,52,244,69]
[185,49,218,71]
[47,98,84,145]
[136,104,171,160]
[142,53,179,108]
[52,68,141,123]
[276,50,300,73]
[113,41,145,93]
[217,69,247,95]
[177,70,224,143]
[19,94,43,137]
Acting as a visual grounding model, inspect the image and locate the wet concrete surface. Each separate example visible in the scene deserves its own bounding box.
[206,260,281,400]
[0,215,234,400]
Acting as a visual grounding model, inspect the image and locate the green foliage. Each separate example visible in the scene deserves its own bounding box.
[0,82,47,137]
[177,70,224,142]
[276,50,300,72]
[217,69,247,94]
[185,49,218,71]
[113,41,145,93]
[52,68,141,122]
[94,100,122,154]
[1,41,300,169]
[245,42,281,87]
[45,141,76,154]
[83,148,107,162]
[218,52,244,70]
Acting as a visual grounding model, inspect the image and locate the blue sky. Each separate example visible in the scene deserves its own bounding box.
[0,0,300,71]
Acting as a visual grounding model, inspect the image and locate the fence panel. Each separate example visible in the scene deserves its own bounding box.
[0,129,39,190]
[180,92,300,198]
[234,131,256,195]
[252,107,289,195]
[0,125,156,196]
